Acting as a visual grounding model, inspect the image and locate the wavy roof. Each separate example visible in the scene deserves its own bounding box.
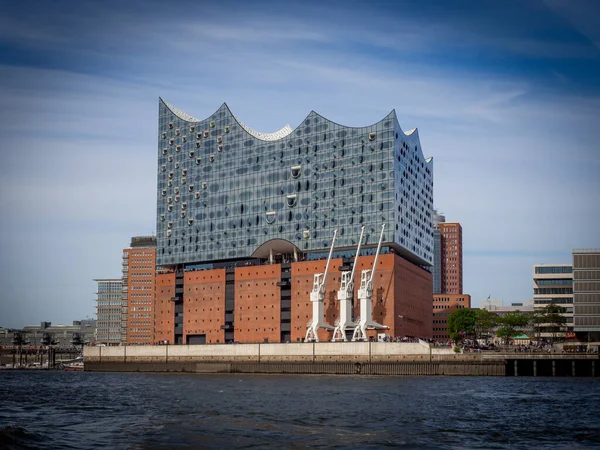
[160,98,424,149]
[161,99,293,142]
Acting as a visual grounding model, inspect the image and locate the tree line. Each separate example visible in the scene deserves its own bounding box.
[447,304,567,344]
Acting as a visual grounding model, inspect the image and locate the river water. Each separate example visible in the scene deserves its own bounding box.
[0,371,599,449]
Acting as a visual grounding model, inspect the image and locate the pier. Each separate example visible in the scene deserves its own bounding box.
[83,342,599,377]
[0,347,81,370]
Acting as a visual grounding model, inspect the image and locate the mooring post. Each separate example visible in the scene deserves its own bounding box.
[514,360,518,377]
[572,360,576,377]
[533,360,537,377]
[552,360,556,376]
[592,360,595,378]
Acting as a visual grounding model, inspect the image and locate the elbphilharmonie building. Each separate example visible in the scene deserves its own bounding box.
[155,99,434,345]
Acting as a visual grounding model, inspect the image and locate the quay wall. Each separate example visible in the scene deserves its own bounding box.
[83,343,599,376]
[84,341,443,364]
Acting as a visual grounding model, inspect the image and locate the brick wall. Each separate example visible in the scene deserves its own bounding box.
[155,272,175,344]
[235,265,281,343]
[183,269,225,344]
[290,259,342,342]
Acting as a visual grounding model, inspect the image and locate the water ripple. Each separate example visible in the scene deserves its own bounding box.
[0,372,599,449]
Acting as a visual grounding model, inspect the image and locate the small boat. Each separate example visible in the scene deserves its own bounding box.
[60,356,84,371]
[63,361,84,371]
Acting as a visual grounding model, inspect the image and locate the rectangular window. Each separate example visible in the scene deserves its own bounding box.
[535,266,572,274]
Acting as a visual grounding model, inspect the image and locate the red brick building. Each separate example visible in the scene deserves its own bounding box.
[122,236,157,345]
[153,100,435,344]
[432,294,471,341]
[432,219,468,341]
[154,253,432,344]
[438,222,463,295]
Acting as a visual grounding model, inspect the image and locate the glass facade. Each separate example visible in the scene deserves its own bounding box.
[95,279,123,343]
[433,229,442,294]
[573,250,600,332]
[534,266,572,274]
[156,100,433,267]
[536,279,573,285]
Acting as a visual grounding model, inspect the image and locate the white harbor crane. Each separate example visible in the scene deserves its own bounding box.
[305,229,338,342]
[332,226,365,342]
[352,224,389,341]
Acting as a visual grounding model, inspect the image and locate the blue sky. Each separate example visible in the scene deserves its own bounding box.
[0,0,599,328]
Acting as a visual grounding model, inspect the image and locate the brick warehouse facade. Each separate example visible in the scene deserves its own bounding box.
[155,253,432,344]
[122,236,157,345]
[154,100,434,343]
[432,294,472,341]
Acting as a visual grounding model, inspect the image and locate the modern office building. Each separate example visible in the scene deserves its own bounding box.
[154,99,434,344]
[432,210,445,294]
[431,212,465,340]
[573,249,600,341]
[122,236,157,345]
[532,264,573,339]
[95,279,123,345]
[437,222,463,295]
[432,294,471,341]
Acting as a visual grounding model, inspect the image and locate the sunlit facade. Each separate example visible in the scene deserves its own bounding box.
[95,278,123,345]
[154,100,434,344]
[156,99,433,268]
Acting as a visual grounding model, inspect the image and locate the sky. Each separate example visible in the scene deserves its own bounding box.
[0,0,599,328]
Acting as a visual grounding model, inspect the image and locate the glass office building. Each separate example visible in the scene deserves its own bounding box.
[156,99,433,268]
[95,278,123,345]
[573,249,600,339]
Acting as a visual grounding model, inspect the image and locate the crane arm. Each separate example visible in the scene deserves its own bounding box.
[319,229,338,292]
[349,226,365,282]
[368,224,386,287]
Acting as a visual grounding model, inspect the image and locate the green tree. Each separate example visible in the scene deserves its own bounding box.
[529,309,544,343]
[531,303,566,342]
[447,308,477,343]
[496,311,530,345]
[474,309,498,341]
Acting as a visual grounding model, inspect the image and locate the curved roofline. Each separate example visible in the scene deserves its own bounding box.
[251,238,302,259]
[160,97,293,142]
[308,109,396,131]
[222,103,293,142]
[160,98,201,122]
[160,98,404,143]
[311,108,422,142]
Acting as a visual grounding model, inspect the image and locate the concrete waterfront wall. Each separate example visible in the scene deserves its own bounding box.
[83,343,598,376]
[84,341,446,365]
[83,342,490,375]
[83,359,506,376]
